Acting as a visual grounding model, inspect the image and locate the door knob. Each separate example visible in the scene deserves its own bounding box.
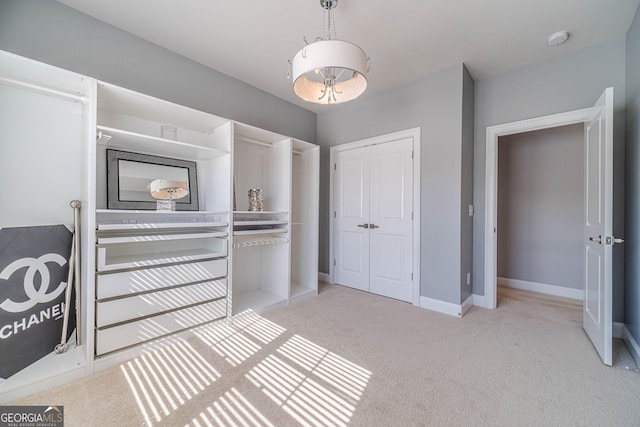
[357,224,369,228]
[589,235,625,245]
[369,224,379,229]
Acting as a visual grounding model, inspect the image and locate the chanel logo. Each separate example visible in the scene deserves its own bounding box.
[0,254,68,313]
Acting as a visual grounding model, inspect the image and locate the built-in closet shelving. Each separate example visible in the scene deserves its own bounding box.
[93,83,232,357]
[231,124,292,315]
[0,49,94,403]
[0,50,320,402]
[230,124,319,314]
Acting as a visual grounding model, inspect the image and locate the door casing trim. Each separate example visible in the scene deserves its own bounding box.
[483,108,596,309]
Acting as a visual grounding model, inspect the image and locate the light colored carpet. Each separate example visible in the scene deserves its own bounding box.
[13,284,640,426]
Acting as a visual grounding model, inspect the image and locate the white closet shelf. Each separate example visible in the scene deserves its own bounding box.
[97,221,228,231]
[232,289,287,316]
[97,231,227,244]
[97,209,228,215]
[96,125,228,160]
[96,210,228,230]
[97,82,229,133]
[233,229,288,236]
[0,341,86,396]
[233,220,288,226]
[97,248,227,272]
[233,211,288,215]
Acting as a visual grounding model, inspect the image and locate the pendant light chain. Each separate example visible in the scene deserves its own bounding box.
[331,9,337,40]
[323,3,338,41]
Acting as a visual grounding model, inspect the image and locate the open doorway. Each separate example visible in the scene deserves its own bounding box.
[483,88,615,365]
[497,124,584,302]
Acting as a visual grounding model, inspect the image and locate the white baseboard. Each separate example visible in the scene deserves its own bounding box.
[498,277,583,301]
[461,295,473,316]
[318,272,331,283]
[613,322,624,339]
[420,296,463,317]
[472,294,488,308]
[623,325,640,367]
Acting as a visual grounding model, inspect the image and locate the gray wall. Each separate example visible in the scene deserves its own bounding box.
[317,64,469,304]
[497,124,583,290]
[473,38,627,322]
[625,6,640,356]
[0,0,316,142]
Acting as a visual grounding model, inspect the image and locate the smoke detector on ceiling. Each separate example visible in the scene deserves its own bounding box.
[548,31,569,46]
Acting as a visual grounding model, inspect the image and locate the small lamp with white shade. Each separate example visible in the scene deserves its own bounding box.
[149,179,189,211]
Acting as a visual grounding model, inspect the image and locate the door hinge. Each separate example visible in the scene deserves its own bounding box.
[411,212,414,220]
[334,211,336,218]
[334,163,336,171]
[411,273,413,281]
[411,150,414,159]
[333,259,336,266]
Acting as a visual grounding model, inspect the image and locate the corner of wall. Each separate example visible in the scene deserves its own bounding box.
[625,1,640,352]
[460,63,475,303]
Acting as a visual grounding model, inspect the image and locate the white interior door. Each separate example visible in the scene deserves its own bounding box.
[334,148,370,292]
[369,139,414,302]
[583,87,613,366]
[334,138,414,302]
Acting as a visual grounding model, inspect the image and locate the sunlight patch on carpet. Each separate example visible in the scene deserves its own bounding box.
[120,339,221,425]
[186,387,275,427]
[193,310,286,366]
[278,335,371,400]
[246,335,372,426]
[119,311,370,426]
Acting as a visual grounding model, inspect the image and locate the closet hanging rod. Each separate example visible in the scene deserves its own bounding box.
[235,135,303,155]
[0,76,87,104]
[232,236,289,248]
[235,135,271,147]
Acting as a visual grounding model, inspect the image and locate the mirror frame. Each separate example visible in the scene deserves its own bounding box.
[106,149,199,211]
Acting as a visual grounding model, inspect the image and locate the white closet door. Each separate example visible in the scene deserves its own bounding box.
[369,138,414,302]
[334,148,370,291]
[583,88,613,366]
[334,138,414,301]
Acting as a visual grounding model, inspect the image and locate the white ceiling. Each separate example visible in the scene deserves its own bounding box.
[57,0,639,113]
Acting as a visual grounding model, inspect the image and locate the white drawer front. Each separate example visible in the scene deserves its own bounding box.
[96,238,227,272]
[95,299,227,356]
[96,279,227,327]
[96,259,227,300]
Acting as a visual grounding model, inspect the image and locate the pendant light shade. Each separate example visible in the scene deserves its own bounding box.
[289,0,369,105]
[292,40,368,104]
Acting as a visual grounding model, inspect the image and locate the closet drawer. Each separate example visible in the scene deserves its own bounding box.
[96,278,227,327]
[96,237,227,272]
[95,299,227,356]
[96,259,227,300]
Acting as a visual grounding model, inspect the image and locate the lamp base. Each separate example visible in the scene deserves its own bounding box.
[156,200,176,211]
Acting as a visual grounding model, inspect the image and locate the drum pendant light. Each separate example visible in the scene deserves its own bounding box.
[289,0,369,105]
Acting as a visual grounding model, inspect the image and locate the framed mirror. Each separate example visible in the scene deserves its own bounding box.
[106,149,199,210]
